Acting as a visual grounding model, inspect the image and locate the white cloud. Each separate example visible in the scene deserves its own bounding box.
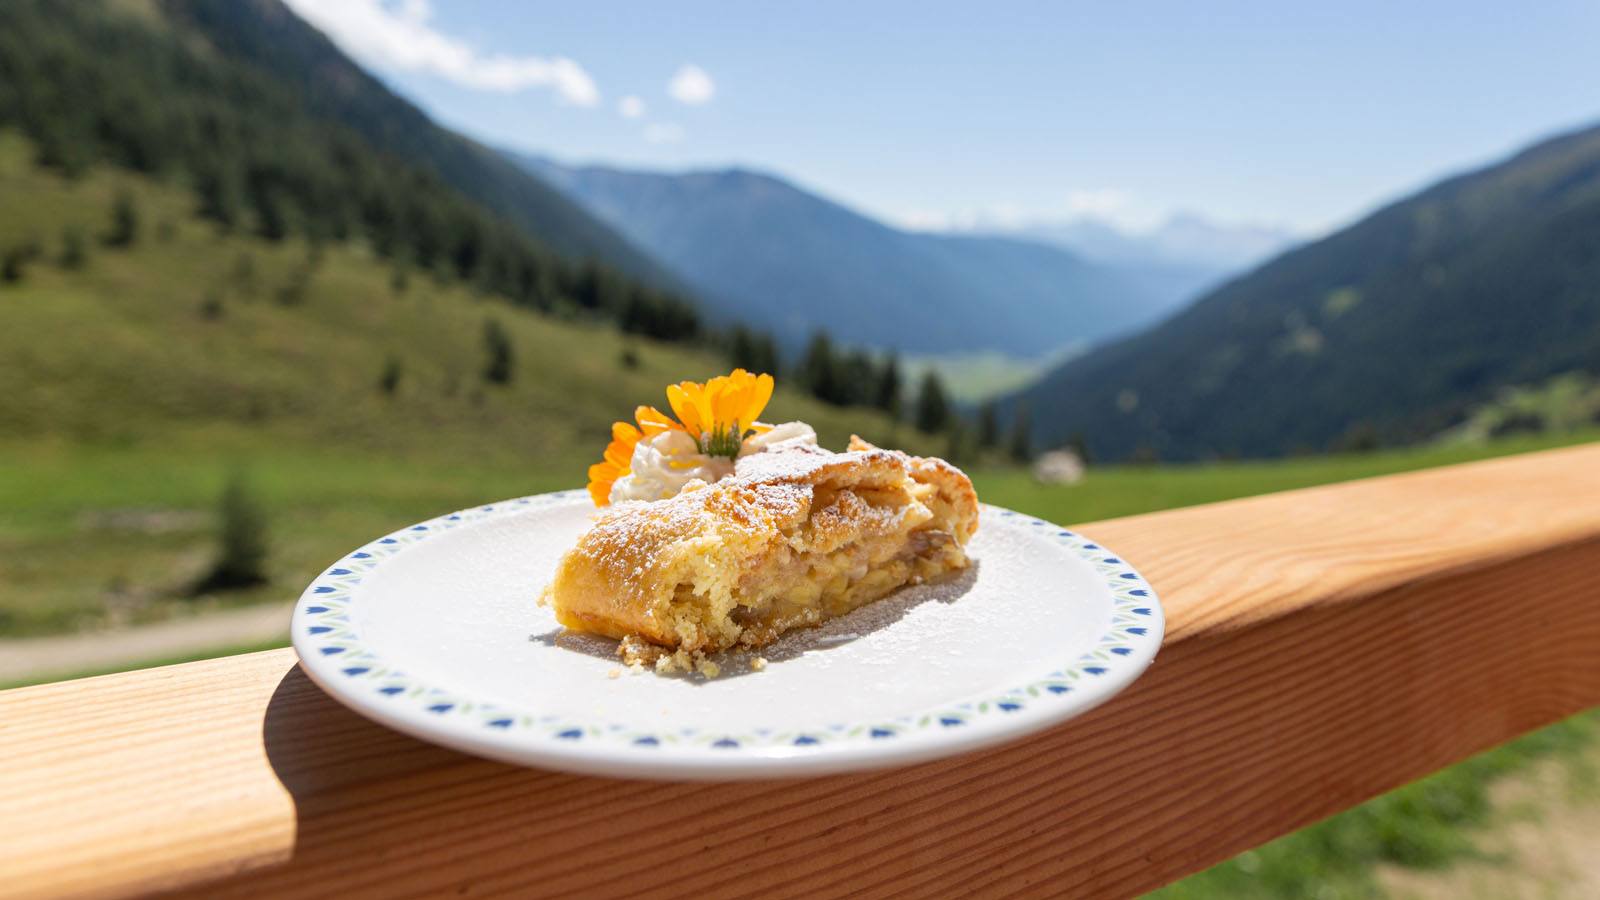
[667,64,716,105]
[281,0,600,106]
[1063,189,1133,221]
[895,190,1159,234]
[644,123,686,144]
[618,95,646,119]
[893,210,959,232]
[893,204,1027,232]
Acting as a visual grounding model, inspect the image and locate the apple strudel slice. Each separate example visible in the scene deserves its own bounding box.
[540,438,979,672]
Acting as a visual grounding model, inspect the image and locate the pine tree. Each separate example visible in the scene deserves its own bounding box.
[1066,431,1092,465]
[801,332,842,404]
[1008,403,1033,463]
[482,318,514,385]
[944,419,972,464]
[58,226,87,269]
[915,371,952,434]
[729,325,779,377]
[977,401,1000,448]
[729,326,757,371]
[874,354,903,417]
[104,190,139,247]
[754,333,780,379]
[197,167,241,229]
[253,187,287,242]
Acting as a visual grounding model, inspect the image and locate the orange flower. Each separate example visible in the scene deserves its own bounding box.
[586,369,777,506]
[666,369,775,457]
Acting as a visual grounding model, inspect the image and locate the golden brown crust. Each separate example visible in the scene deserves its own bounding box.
[849,436,981,544]
[540,442,981,657]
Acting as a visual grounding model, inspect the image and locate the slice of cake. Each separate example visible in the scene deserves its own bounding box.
[541,438,979,672]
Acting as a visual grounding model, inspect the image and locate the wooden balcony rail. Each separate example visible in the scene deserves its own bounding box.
[3,443,1600,899]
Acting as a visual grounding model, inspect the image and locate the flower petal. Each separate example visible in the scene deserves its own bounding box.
[743,373,774,432]
[635,405,678,436]
[587,459,623,507]
[603,439,633,470]
[666,383,705,436]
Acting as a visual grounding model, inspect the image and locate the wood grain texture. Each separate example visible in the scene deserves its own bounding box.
[3,443,1600,899]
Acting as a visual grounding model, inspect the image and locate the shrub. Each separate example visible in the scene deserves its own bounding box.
[103,190,139,247]
[232,253,257,297]
[379,356,403,395]
[275,266,311,306]
[58,227,87,269]
[1,247,26,284]
[194,471,269,593]
[483,318,514,385]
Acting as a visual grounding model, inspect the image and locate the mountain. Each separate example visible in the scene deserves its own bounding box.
[156,0,680,290]
[0,138,921,457]
[0,0,700,341]
[1009,120,1600,461]
[1019,214,1301,272]
[517,156,1193,356]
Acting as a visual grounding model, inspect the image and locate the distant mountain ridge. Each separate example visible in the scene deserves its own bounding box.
[517,155,1203,356]
[1017,213,1301,272]
[1008,119,1600,461]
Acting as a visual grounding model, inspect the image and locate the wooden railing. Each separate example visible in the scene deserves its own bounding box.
[3,443,1600,899]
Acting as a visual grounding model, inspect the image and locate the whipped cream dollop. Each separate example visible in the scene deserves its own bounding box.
[609,421,818,504]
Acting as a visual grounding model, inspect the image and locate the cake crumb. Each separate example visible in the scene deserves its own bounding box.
[607,667,621,679]
[695,658,722,678]
[751,656,768,671]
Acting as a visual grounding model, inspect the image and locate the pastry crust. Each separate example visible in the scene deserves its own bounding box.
[541,438,979,661]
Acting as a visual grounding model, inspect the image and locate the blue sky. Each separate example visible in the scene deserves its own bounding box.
[285,0,1600,236]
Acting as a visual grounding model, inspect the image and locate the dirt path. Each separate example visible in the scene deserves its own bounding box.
[0,602,292,685]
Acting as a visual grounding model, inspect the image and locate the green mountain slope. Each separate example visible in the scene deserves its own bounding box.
[0,0,696,340]
[159,0,680,288]
[518,157,1187,356]
[1011,120,1600,461]
[0,137,934,636]
[0,137,920,455]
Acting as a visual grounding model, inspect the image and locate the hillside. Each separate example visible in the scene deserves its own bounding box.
[518,156,1191,357]
[0,0,697,340]
[0,136,933,636]
[157,0,679,289]
[1011,120,1600,461]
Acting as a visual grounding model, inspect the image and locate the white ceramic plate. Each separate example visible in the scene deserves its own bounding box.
[292,491,1163,780]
